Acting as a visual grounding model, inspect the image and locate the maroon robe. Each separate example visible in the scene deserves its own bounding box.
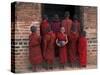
[62,18,72,36]
[57,32,68,64]
[72,20,80,35]
[40,19,49,36]
[68,32,79,64]
[50,20,61,35]
[78,36,87,67]
[71,20,80,60]
[50,20,61,57]
[40,19,49,56]
[29,33,43,65]
[43,32,56,64]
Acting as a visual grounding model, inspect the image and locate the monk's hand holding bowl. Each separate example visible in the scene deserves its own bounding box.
[57,42,62,47]
[61,41,65,46]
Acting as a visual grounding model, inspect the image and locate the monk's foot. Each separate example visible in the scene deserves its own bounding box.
[44,67,49,70]
[49,67,53,70]
[81,65,86,68]
[60,65,64,69]
[32,68,37,72]
[71,64,75,68]
[38,67,42,71]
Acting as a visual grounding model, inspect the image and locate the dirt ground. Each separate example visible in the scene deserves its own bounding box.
[20,64,97,73]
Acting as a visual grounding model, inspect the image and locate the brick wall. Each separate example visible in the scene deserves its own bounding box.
[82,7,97,65]
[11,2,97,73]
[11,2,42,73]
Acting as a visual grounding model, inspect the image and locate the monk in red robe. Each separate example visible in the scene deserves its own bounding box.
[40,15,50,57]
[50,14,61,35]
[68,25,79,67]
[78,31,87,67]
[50,14,62,57]
[40,15,49,36]
[73,15,81,63]
[62,11,72,36]
[29,26,43,71]
[62,11,72,65]
[43,27,56,69]
[56,27,68,68]
[72,15,80,35]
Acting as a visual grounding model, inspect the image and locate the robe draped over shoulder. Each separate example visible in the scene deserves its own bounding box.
[57,32,68,64]
[29,33,43,65]
[78,36,87,66]
[43,32,56,64]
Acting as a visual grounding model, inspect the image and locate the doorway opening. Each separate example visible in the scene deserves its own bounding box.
[42,4,81,21]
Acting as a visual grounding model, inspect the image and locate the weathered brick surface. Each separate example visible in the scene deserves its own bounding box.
[11,2,42,73]
[82,7,97,65]
[11,2,97,73]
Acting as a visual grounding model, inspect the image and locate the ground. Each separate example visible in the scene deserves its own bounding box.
[18,64,97,73]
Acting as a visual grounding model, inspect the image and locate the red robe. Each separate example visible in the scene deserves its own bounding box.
[62,18,72,36]
[50,20,61,35]
[57,32,67,64]
[72,20,80,35]
[40,19,49,36]
[40,19,49,56]
[50,20,61,57]
[78,36,87,67]
[72,20,80,58]
[43,32,56,64]
[29,33,43,65]
[68,32,79,64]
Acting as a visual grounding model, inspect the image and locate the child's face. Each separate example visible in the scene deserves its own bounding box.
[60,27,65,33]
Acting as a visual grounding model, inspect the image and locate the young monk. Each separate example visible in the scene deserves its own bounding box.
[62,11,72,36]
[29,26,43,72]
[50,14,62,58]
[50,14,61,35]
[78,31,87,67]
[40,15,50,57]
[43,27,56,70]
[40,15,49,36]
[72,15,80,35]
[62,11,73,65]
[56,27,68,69]
[68,25,79,67]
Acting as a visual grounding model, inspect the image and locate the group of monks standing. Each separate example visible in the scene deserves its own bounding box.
[29,11,87,72]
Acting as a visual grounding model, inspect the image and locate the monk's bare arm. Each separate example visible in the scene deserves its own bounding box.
[56,39,61,47]
[65,35,68,44]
